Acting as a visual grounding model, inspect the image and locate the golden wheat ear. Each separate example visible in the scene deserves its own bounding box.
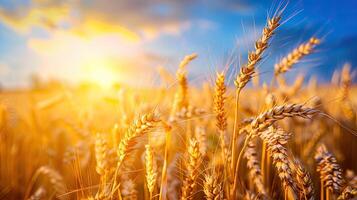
[274,37,320,76]
[116,113,161,169]
[235,15,281,91]
[120,179,138,200]
[243,140,267,195]
[261,128,298,197]
[203,172,224,200]
[315,144,345,199]
[181,138,201,200]
[249,104,319,137]
[145,144,157,199]
[292,159,315,200]
[338,186,357,200]
[339,63,352,101]
[171,53,198,118]
[26,166,66,199]
[95,133,111,176]
[194,125,207,156]
[214,72,231,166]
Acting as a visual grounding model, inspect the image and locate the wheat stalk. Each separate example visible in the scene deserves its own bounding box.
[159,123,172,200]
[303,127,326,160]
[166,154,181,200]
[231,16,281,198]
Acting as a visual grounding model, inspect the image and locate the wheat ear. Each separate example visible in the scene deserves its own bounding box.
[243,140,267,195]
[145,144,157,198]
[214,72,228,132]
[293,160,314,200]
[95,133,112,176]
[250,104,318,137]
[315,144,345,196]
[181,138,201,200]
[339,63,352,101]
[345,170,357,188]
[337,186,357,200]
[233,104,318,198]
[95,133,115,198]
[214,72,231,164]
[120,179,138,200]
[214,72,232,196]
[31,166,66,198]
[179,53,198,70]
[260,128,298,197]
[194,126,207,156]
[29,187,47,200]
[171,53,197,117]
[113,113,160,194]
[235,15,281,90]
[274,37,320,76]
[117,113,160,168]
[204,172,224,200]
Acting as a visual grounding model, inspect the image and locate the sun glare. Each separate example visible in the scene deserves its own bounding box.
[82,57,121,88]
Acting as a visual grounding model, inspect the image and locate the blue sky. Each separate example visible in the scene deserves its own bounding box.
[0,0,356,88]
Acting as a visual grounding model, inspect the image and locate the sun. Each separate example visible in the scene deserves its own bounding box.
[81,57,121,88]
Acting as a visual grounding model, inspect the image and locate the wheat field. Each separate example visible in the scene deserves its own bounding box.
[0,7,357,200]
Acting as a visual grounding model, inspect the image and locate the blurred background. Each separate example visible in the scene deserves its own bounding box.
[0,0,356,89]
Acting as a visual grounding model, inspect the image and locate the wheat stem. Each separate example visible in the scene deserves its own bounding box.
[159,123,171,200]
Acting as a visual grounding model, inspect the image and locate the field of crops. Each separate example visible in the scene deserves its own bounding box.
[0,7,357,200]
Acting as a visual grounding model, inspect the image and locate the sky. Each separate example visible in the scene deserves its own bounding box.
[0,0,356,88]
